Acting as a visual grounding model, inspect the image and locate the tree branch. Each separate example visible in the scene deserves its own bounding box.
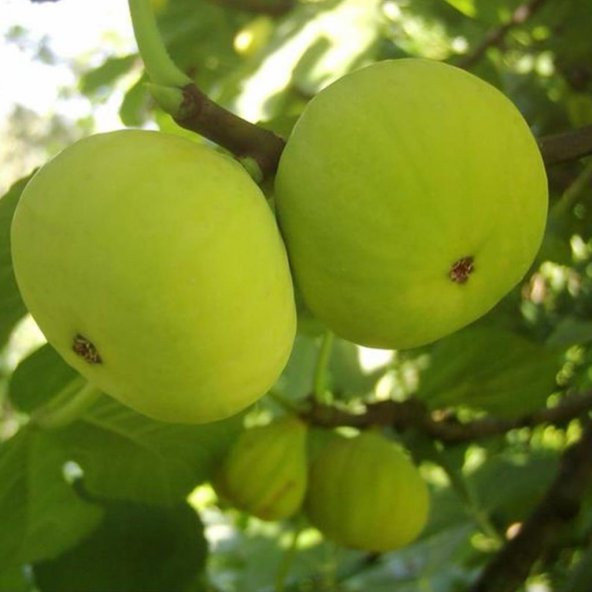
[301,391,592,444]
[177,84,285,179]
[469,420,592,592]
[457,0,548,70]
[539,125,592,166]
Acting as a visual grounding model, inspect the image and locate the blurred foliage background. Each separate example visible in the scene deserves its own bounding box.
[1,0,592,591]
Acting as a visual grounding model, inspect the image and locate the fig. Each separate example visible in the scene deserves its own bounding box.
[214,415,308,520]
[11,130,296,423]
[305,430,429,551]
[275,58,548,349]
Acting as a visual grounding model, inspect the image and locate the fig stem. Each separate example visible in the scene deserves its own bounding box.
[314,330,334,404]
[32,381,102,430]
[128,0,191,87]
[127,0,285,180]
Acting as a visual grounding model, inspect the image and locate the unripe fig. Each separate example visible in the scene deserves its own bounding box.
[214,416,308,520]
[305,431,429,552]
[275,58,548,349]
[11,130,296,424]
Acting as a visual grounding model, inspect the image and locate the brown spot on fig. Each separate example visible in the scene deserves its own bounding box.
[449,256,474,284]
[72,334,102,364]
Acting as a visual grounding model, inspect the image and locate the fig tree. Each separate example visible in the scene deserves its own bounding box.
[11,130,296,424]
[214,415,308,520]
[275,58,548,349]
[305,430,429,552]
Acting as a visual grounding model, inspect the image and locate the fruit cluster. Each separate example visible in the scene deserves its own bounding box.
[10,58,548,425]
[213,416,430,552]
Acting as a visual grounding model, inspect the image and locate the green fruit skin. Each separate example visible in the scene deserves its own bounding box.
[11,130,296,424]
[214,416,308,520]
[305,431,429,552]
[275,58,548,349]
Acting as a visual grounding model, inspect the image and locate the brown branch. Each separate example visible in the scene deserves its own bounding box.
[207,0,295,16]
[469,420,592,592]
[539,125,592,166]
[177,84,285,180]
[301,391,592,444]
[457,0,548,69]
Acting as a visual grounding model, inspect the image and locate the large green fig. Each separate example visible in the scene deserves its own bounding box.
[11,130,296,424]
[214,416,308,520]
[275,58,548,349]
[305,431,429,551]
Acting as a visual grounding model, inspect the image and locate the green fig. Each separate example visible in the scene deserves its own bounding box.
[214,416,308,520]
[275,58,548,349]
[11,130,296,424]
[305,430,429,551]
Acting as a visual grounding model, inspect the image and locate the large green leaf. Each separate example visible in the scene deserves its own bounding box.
[0,175,30,349]
[416,326,560,417]
[34,499,207,592]
[55,396,243,505]
[8,343,243,505]
[0,428,103,569]
[0,565,31,592]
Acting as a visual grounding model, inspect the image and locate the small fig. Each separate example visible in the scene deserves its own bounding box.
[214,416,308,521]
[305,430,429,552]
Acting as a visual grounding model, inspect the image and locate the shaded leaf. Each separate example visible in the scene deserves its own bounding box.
[0,429,103,569]
[55,396,243,505]
[546,316,592,347]
[416,326,560,417]
[0,175,31,348]
[9,343,82,413]
[34,499,207,592]
[469,450,559,524]
[0,565,31,592]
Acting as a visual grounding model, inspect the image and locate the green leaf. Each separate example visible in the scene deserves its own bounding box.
[469,449,559,524]
[560,544,592,592]
[442,0,476,18]
[346,524,474,591]
[9,344,82,413]
[80,54,137,95]
[7,340,243,505]
[416,326,560,417]
[0,429,103,569]
[54,396,243,505]
[0,565,31,592]
[34,499,207,592]
[0,175,30,348]
[546,316,592,347]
